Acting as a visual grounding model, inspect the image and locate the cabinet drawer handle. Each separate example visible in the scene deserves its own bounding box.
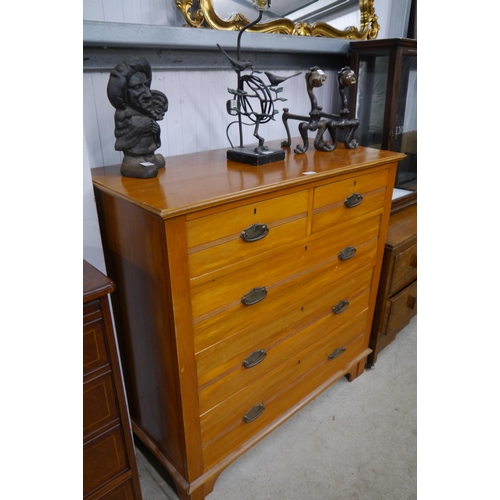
[328,347,347,360]
[240,223,269,242]
[410,254,417,269]
[242,349,267,368]
[241,287,267,306]
[332,299,349,314]
[344,193,363,208]
[407,295,417,310]
[243,403,265,423]
[338,246,357,261]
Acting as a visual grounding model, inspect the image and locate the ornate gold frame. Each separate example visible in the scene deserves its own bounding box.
[176,0,379,39]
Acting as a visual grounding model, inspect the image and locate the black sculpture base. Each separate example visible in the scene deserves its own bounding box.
[227,147,285,166]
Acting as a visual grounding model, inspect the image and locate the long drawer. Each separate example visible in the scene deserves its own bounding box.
[192,214,381,351]
[201,319,368,469]
[186,190,309,278]
[196,266,373,414]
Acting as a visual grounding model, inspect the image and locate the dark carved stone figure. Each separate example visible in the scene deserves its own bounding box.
[107,58,167,178]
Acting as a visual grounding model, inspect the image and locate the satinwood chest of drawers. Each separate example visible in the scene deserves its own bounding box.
[92,140,405,500]
[83,260,143,500]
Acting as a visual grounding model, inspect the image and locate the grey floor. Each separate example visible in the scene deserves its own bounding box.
[135,316,417,500]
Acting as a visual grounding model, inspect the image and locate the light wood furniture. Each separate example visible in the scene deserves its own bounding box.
[92,140,405,500]
[83,260,143,500]
[367,203,417,366]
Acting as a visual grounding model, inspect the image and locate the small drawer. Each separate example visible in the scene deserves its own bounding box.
[389,243,417,296]
[188,217,308,279]
[83,425,129,497]
[186,190,309,249]
[84,317,109,376]
[383,280,417,337]
[312,169,389,233]
[83,372,119,440]
[201,329,367,469]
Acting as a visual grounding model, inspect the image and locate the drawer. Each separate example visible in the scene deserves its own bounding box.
[84,371,119,440]
[84,316,109,376]
[186,191,308,279]
[191,213,381,320]
[83,425,129,497]
[187,190,308,242]
[388,243,417,296]
[383,280,417,337]
[193,239,378,353]
[87,478,135,500]
[201,329,367,469]
[188,217,308,279]
[312,169,389,233]
[198,308,370,415]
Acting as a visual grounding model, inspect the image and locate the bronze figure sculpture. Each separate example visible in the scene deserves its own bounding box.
[281,66,359,154]
[107,58,168,178]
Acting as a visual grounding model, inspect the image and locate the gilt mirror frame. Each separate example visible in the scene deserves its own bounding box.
[176,0,379,39]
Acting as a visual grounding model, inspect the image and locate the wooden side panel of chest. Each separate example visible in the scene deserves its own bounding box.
[92,145,402,500]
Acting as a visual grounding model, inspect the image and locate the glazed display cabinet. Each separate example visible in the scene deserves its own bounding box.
[349,38,417,210]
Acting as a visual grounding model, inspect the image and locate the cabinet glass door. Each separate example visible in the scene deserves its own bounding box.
[354,48,417,199]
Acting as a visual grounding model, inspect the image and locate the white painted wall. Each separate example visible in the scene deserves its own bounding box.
[83,0,410,272]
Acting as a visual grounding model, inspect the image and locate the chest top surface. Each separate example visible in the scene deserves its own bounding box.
[91,140,405,219]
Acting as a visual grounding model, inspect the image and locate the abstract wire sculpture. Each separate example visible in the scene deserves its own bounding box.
[219,0,300,165]
[282,66,360,154]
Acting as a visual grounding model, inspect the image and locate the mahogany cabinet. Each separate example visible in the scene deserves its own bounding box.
[83,260,143,500]
[92,141,405,500]
[367,203,417,366]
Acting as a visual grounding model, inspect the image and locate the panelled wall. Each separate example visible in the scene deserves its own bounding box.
[83,0,407,272]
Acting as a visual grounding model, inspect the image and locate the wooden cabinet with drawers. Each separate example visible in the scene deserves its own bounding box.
[367,203,417,366]
[92,140,405,500]
[83,260,143,500]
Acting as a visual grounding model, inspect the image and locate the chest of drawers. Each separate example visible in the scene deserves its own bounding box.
[368,203,417,366]
[92,141,404,500]
[83,261,143,500]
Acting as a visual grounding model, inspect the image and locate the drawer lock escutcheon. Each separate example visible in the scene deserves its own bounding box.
[344,193,363,208]
[243,403,265,423]
[328,347,347,360]
[241,287,268,306]
[242,349,267,369]
[338,246,357,261]
[240,223,269,242]
[332,299,349,314]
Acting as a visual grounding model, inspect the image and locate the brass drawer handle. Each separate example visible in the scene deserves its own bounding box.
[338,246,356,261]
[240,223,269,242]
[344,193,363,208]
[242,349,267,369]
[243,403,265,423]
[328,347,346,360]
[241,287,267,306]
[332,299,349,314]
